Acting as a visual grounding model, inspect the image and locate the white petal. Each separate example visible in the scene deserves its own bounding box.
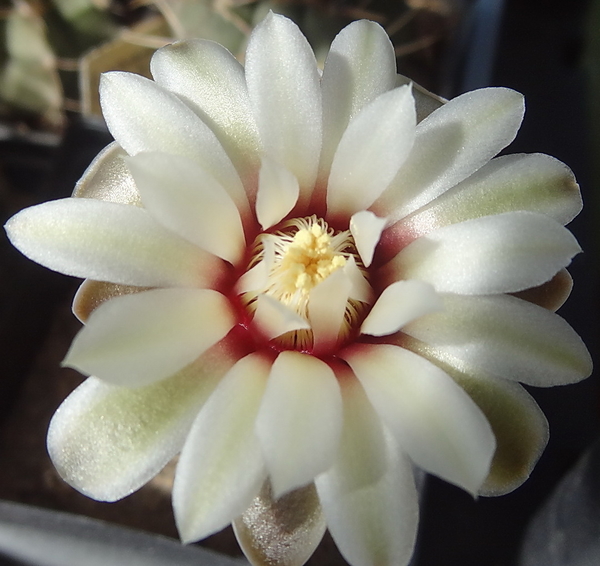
[344,256,374,304]
[235,237,275,294]
[350,210,387,267]
[253,294,310,340]
[361,280,442,337]
[245,13,321,206]
[64,288,235,387]
[342,344,496,494]
[151,39,261,184]
[73,142,140,205]
[389,153,583,245]
[327,85,416,218]
[308,268,352,354]
[255,351,342,498]
[320,20,397,179]
[99,72,249,216]
[5,198,223,288]
[374,87,525,222]
[47,345,236,501]
[173,353,270,543]
[126,152,245,264]
[398,334,550,496]
[382,211,581,294]
[403,293,592,387]
[256,157,300,230]
[316,376,418,566]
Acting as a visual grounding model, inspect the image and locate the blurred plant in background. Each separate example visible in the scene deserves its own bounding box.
[0,0,468,134]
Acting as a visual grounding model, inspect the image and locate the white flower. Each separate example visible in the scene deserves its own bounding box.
[4,13,592,566]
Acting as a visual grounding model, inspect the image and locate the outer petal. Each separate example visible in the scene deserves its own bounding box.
[126,152,245,264]
[99,72,248,216]
[402,293,592,387]
[316,373,418,566]
[5,198,224,288]
[360,280,442,337]
[233,482,326,566]
[381,211,581,295]
[150,39,261,186]
[72,142,140,205]
[64,288,235,387]
[319,20,397,179]
[255,351,342,498]
[173,353,270,543]
[245,13,321,207]
[326,85,416,219]
[383,153,583,251]
[374,87,525,222]
[342,343,496,494]
[255,157,300,230]
[47,341,238,501]
[513,268,573,311]
[72,280,150,323]
[399,335,549,496]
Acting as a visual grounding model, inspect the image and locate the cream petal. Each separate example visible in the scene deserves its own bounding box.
[321,366,389,491]
[72,280,150,323]
[326,85,416,218]
[126,152,245,264]
[63,288,235,387]
[374,87,525,222]
[173,353,270,543]
[99,72,248,216]
[150,39,261,185]
[319,20,397,179]
[403,293,592,387]
[308,268,352,354]
[235,237,275,294]
[233,481,326,566]
[399,334,550,496]
[361,280,442,337]
[73,142,140,205]
[255,157,300,230]
[381,211,581,295]
[400,76,446,122]
[245,13,321,206]
[512,268,573,311]
[350,210,387,268]
[254,294,310,340]
[255,351,342,498]
[344,256,374,304]
[387,153,583,248]
[47,343,237,501]
[5,198,223,288]
[316,376,419,566]
[342,343,496,494]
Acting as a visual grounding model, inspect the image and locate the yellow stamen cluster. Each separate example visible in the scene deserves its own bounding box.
[278,221,347,298]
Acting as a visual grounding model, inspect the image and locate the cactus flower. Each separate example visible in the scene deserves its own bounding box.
[5,13,592,566]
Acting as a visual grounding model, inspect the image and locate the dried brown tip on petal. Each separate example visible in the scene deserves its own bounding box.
[233,480,326,566]
[72,279,152,322]
[511,268,573,312]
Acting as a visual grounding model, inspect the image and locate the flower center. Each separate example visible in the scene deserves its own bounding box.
[239,216,371,352]
[269,217,348,304]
